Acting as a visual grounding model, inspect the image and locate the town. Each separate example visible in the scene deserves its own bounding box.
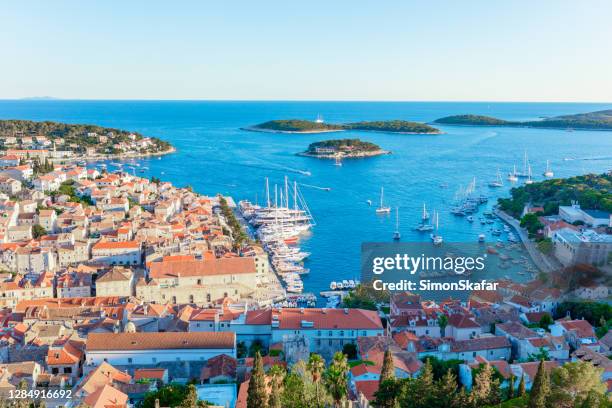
[0,138,610,408]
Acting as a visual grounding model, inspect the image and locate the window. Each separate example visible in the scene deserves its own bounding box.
[51,368,59,374]
[339,330,344,337]
[152,358,157,363]
[128,358,133,364]
[64,367,72,374]
[328,331,332,337]
[329,340,332,346]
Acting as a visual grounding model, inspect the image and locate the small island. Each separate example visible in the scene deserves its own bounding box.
[297,138,390,159]
[0,119,174,161]
[243,120,343,134]
[244,119,440,134]
[434,109,612,130]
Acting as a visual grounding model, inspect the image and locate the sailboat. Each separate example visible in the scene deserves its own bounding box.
[393,207,401,241]
[334,154,342,167]
[508,164,519,182]
[421,203,430,221]
[543,160,554,177]
[375,187,391,214]
[488,169,504,188]
[525,164,534,184]
[517,150,530,178]
[430,211,443,245]
[315,114,324,124]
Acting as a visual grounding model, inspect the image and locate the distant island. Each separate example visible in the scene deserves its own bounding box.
[434,109,612,130]
[0,119,174,161]
[297,138,390,159]
[243,119,440,134]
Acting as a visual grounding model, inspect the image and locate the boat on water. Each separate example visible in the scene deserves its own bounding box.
[508,164,519,182]
[488,169,504,188]
[430,211,443,245]
[330,281,337,290]
[315,114,324,124]
[543,160,554,178]
[516,151,530,178]
[478,233,486,243]
[467,215,474,223]
[366,199,372,206]
[525,164,534,184]
[393,207,401,241]
[415,204,434,231]
[375,187,391,214]
[334,154,342,167]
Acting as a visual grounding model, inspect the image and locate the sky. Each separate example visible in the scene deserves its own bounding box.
[2,1,612,102]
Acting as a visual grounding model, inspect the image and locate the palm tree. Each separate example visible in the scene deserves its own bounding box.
[308,354,326,408]
[325,352,349,407]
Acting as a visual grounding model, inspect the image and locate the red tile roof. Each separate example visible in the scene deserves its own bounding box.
[274,308,383,330]
[87,332,235,351]
[354,380,379,402]
[149,257,256,279]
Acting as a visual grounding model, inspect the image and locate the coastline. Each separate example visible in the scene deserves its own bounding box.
[241,126,344,134]
[296,149,391,159]
[49,146,177,163]
[433,122,612,132]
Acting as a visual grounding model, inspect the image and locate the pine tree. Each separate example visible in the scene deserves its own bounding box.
[404,358,435,408]
[180,384,198,408]
[470,364,494,406]
[380,348,395,384]
[528,360,550,408]
[267,365,286,408]
[508,374,515,399]
[518,374,526,397]
[435,368,458,408]
[247,351,268,408]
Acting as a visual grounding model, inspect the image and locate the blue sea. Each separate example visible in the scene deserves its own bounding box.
[1,100,611,295]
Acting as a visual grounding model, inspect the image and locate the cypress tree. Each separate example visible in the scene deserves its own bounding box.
[470,364,493,406]
[379,348,395,384]
[528,360,550,408]
[247,351,268,408]
[436,368,458,408]
[508,373,515,399]
[180,384,198,408]
[518,374,526,397]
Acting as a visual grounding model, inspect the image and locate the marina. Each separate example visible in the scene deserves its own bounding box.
[4,100,612,297]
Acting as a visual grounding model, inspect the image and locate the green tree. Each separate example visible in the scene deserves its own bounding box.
[32,224,47,238]
[308,353,326,408]
[470,363,501,406]
[528,360,550,408]
[518,374,526,397]
[549,361,606,406]
[324,352,349,407]
[267,365,286,408]
[438,314,449,337]
[400,359,435,408]
[180,384,198,408]
[373,378,402,408]
[435,369,459,408]
[281,372,306,408]
[538,314,553,331]
[380,349,395,384]
[247,351,268,408]
[508,374,515,399]
[528,347,551,362]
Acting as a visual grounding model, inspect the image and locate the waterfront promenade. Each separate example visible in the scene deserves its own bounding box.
[495,208,563,273]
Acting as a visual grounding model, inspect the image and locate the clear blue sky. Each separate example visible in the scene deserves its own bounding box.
[2,1,611,101]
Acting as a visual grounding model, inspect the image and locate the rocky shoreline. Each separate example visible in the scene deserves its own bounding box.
[297,149,391,159]
[241,126,344,134]
[50,146,177,163]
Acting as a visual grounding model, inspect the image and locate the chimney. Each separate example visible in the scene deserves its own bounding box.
[344,308,349,315]
[300,307,304,314]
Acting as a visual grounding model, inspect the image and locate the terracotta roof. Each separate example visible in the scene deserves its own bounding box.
[134,369,167,381]
[149,257,256,278]
[518,361,559,381]
[448,314,480,329]
[274,308,383,330]
[354,380,379,401]
[451,336,511,352]
[350,363,380,377]
[83,384,128,408]
[200,354,237,380]
[245,309,272,325]
[47,340,84,365]
[77,362,132,396]
[496,321,537,339]
[93,241,140,250]
[87,332,235,351]
[558,319,596,338]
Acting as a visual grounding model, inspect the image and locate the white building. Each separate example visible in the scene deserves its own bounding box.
[85,332,236,368]
[91,240,141,266]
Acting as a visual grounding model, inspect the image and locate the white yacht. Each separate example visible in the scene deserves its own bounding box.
[488,169,504,188]
[375,187,391,214]
[543,160,554,178]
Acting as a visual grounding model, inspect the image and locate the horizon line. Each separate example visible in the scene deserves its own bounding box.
[2,98,612,104]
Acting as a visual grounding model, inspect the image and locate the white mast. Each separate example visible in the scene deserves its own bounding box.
[266,178,270,208]
[284,176,289,209]
[293,181,298,211]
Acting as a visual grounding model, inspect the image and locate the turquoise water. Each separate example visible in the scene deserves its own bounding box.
[1,100,612,294]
